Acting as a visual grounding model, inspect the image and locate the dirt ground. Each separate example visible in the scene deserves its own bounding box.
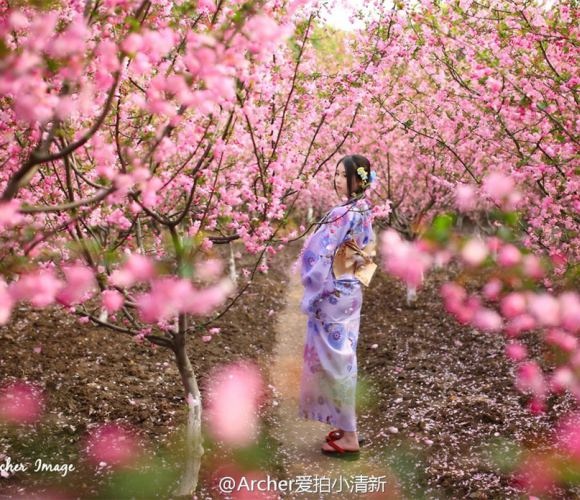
[0,240,578,499]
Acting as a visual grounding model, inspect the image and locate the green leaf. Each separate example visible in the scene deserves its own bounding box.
[426,213,455,243]
[125,16,141,32]
[504,211,520,226]
[497,226,514,241]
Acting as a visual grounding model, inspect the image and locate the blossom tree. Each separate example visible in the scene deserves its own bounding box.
[1,0,578,495]
[0,0,376,493]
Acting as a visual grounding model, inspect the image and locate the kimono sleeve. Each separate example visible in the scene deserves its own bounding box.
[299,205,355,314]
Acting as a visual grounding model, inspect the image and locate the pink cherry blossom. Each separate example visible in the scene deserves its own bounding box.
[141,177,163,208]
[381,229,431,287]
[516,361,546,397]
[244,15,285,44]
[56,264,97,306]
[440,282,467,303]
[550,367,574,393]
[204,361,263,446]
[497,244,521,267]
[501,293,527,319]
[0,200,24,229]
[486,77,502,93]
[545,328,577,353]
[455,183,476,212]
[0,381,44,425]
[102,290,124,313]
[482,172,515,204]
[106,208,132,231]
[505,342,527,362]
[183,279,234,316]
[196,258,225,281]
[522,254,544,279]
[8,11,29,30]
[136,277,193,323]
[85,423,140,467]
[513,455,555,494]
[9,270,64,307]
[559,292,580,333]
[505,314,537,338]
[482,278,502,301]
[472,307,503,332]
[110,254,155,288]
[197,0,217,13]
[555,411,580,460]
[121,33,143,54]
[527,293,560,327]
[95,39,120,73]
[461,238,488,266]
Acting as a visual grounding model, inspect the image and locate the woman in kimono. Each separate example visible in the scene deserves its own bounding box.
[298,154,375,457]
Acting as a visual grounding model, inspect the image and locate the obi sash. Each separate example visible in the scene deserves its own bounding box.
[332,238,378,287]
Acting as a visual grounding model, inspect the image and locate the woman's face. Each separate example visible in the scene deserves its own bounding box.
[334,162,349,200]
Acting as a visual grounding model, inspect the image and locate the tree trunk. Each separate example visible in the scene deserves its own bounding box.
[259,252,268,273]
[228,241,238,285]
[406,284,417,306]
[172,316,204,497]
[307,204,313,224]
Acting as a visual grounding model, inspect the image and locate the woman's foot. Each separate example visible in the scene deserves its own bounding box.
[321,429,360,452]
[329,427,367,446]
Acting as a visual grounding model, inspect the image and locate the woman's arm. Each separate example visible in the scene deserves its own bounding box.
[300,205,355,313]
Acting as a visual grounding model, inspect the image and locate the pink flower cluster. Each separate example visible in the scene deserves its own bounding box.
[455,172,523,213]
[0,381,44,425]
[85,423,141,467]
[136,277,233,323]
[380,229,432,288]
[439,271,579,411]
[204,361,264,446]
[380,223,579,412]
[512,410,580,494]
[0,265,97,325]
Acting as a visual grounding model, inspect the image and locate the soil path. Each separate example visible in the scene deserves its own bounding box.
[269,268,391,499]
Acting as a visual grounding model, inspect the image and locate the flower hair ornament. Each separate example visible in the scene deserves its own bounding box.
[356,166,377,188]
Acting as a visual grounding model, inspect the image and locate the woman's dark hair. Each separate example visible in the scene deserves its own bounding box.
[335,154,371,199]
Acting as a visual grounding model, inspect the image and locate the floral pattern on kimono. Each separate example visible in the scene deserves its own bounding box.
[297,198,374,432]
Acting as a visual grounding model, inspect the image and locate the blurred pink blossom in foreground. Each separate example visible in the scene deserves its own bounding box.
[380,229,431,288]
[0,200,24,229]
[56,264,97,306]
[136,277,233,323]
[461,238,488,266]
[482,171,521,209]
[101,289,124,313]
[204,361,264,447]
[85,423,140,467]
[196,258,225,281]
[9,269,64,307]
[0,381,44,424]
[455,183,476,212]
[556,411,580,461]
[109,253,155,288]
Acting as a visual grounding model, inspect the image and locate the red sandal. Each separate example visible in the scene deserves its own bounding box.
[321,429,361,459]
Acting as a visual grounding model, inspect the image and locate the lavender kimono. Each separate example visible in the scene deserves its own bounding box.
[298,198,374,432]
